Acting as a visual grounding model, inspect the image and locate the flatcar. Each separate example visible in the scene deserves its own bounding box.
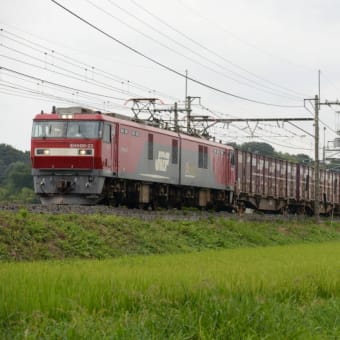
[31,107,236,208]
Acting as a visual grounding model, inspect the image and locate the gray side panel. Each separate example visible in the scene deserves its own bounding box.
[180,143,226,190]
[118,141,180,185]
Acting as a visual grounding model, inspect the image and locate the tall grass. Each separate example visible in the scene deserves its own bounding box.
[1,242,340,338]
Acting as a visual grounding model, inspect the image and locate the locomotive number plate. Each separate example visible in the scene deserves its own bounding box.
[70,143,94,148]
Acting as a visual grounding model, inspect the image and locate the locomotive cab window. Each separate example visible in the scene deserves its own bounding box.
[32,121,101,139]
[103,123,111,143]
[66,121,101,138]
[305,174,310,191]
[32,121,66,138]
[230,151,235,166]
[148,134,154,160]
[334,178,338,195]
[198,145,208,169]
[172,139,178,164]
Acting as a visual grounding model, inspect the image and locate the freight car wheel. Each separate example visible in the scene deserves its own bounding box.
[305,206,314,216]
[297,206,305,215]
[279,206,288,216]
[237,202,246,215]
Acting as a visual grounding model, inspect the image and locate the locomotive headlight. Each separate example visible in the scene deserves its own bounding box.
[36,148,50,155]
[60,114,74,119]
[78,149,93,156]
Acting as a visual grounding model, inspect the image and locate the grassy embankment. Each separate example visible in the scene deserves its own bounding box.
[0,209,340,260]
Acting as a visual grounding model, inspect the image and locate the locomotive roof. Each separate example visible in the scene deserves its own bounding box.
[33,108,234,150]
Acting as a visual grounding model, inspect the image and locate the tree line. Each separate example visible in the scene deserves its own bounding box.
[228,141,340,170]
[0,144,37,203]
[227,141,313,164]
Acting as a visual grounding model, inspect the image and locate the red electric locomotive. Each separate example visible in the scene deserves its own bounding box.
[31,106,236,208]
[31,106,340,214]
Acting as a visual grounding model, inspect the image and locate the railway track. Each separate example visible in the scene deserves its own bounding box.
[0,203,321,222]
[0,203,231,221]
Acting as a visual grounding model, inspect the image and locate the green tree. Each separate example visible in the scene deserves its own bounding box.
[240,142,275,157]
[9,187,38,203]
[6,161,33,193]
[295,153,312,164]
[0,144,36,202]
[0,187,9,202]
[226,142,239,149]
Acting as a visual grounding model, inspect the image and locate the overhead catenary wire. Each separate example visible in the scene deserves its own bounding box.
[87,0,301,102]
[0,67,313,152]
[101,0,303,101]
[194,102,314,151]
[0,78,128,111]
[0,45,147,98]
[196,101,313,138]
[50,0,304,109]
[0,11,314,153]
[0,28,181,102]
[0,66,132,102]
[0,49,143,98]
[304,98,338,136]
[175,0,316,73]
[0,82,114,110]
[218,125,313,151]
[126,0,309,99]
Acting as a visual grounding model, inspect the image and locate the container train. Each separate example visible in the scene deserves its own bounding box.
[31,106,340,214]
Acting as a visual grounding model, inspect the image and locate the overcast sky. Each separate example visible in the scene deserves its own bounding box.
[1,0,340,156]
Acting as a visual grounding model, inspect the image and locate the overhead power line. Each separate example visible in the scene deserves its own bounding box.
[0,48,142,98]
[175,0,315,73]
[0,78,127,110]
[50,0,304,109]
[127,0,308,99]
[101,0,302,101]
[0,82,114,110]
[0,66,128,101]
[1,28,181,102]
[194,102,314,151]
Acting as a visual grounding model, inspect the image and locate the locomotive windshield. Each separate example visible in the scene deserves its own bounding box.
[32,121,102,139]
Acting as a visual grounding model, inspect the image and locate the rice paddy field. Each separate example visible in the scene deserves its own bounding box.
[1,241,340,339]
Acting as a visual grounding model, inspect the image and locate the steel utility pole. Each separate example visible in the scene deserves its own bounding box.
[314,95,320,223]
[323,126,326,165]
[305,94,340,223]
[186,96,200,133]
[185,70,189,132]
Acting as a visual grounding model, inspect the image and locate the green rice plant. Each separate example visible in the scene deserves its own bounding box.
[0,242,340,338]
